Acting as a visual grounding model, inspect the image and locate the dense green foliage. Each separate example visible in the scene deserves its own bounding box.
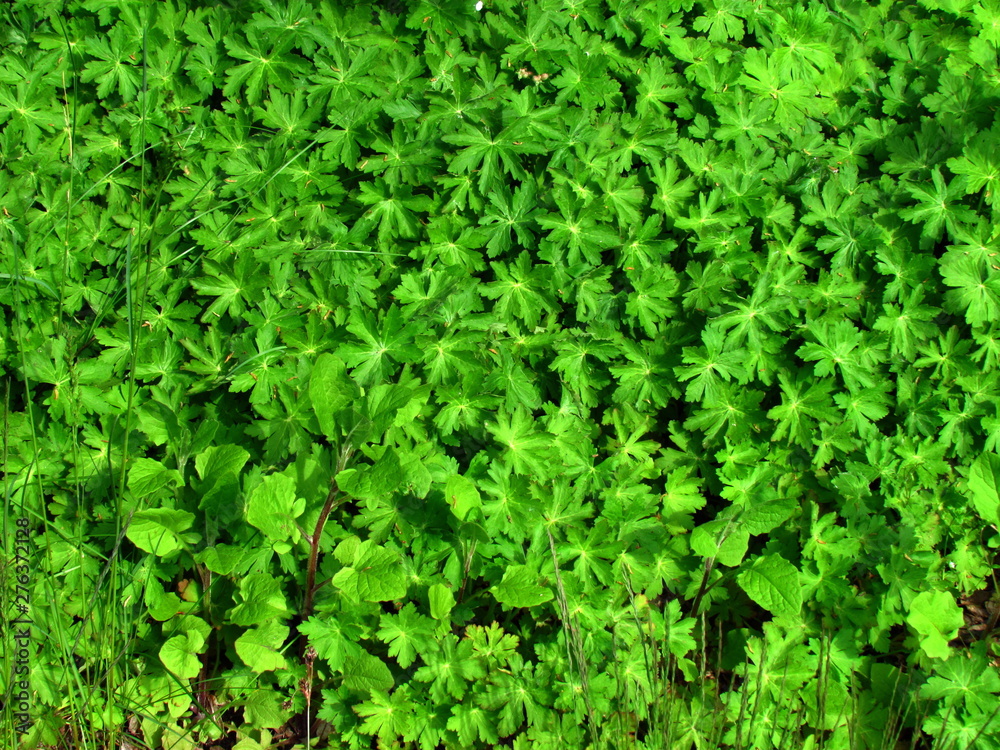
[2,0,1000,748]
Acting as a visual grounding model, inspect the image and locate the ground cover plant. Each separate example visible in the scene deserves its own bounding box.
[2,0,1000,748]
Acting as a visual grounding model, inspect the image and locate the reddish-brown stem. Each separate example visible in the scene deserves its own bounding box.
[300,443,353,632]
[295,441,355,730]
[302,477,345,623]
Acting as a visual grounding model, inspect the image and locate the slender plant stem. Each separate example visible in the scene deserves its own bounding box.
[302,480,340,622]
[295,441,355,742]
[301,442,354,627]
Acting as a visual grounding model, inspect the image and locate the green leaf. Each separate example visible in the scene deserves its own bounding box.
[714,95,779,142]
[899,168,977,243]
[939,254,1000,327]
[624,266,680,337]
[549,333,616,408]
[195,543,246,576]
[478,180,540,257]
[535,187,621,266]
[298,615,366,672]
[766,372,840,449]
[691,518,749,567]
[145,580,183,622]
[235,619,290,673]
[871,288,939,361]
[693,2,745,42]
[485,405,556,477]
[342,306,423,387]
[333,540,407,602]
[610,337,675,409]
[229,573,294,626]
[364,382,416,439]
[442,118,545,194]
[159,632,206,680]
[337,447,403,500]
[355,689,413,745]
[127,458,183,498]
[243,689,293,731]
[907,590,964,661]
[195,444,250,486]
[968,453,1000,525]
[736,553,802,616]
[551,46,623,110]
[377,604,436,669]
[246,473,305,544]
[490,565,554,608]
[158,617,210,681]
[796,320,882,391]
[355,178,433,241]
[222,30,308,106]
[675,325,746,403]
[947,136,1000,208]
[737,48,828,128]
[740,497,798,536]
[918,645,1000,712]
[195,445,250,517]
[600,170,645,228]
[467,623,520,669]
[342,651,394,694]
[126,509,197,557]
[445,474,482,522]
[429,583,456,621]
[479,251,558,330]
[649,157,696,218]
[413,633,486,703]
[81,24,142,99]
[335,535,363,566]
[310,353,356,440]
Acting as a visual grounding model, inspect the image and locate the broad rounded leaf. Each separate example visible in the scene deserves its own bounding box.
[128,458,183,497]
[356,543,408,601]
[337,448,402,500]
[229,573,294,626]
[243,689,293,731]
[246,473,305,543]
[335,541,407,602]
[126,509,196,556]
[364,382,414,437]
[195,444,250,485]
[490,565,553,608]
[195,445,247,513]
[196,543,247,575]
[741,497,797,536]
[159,619,210,679]
[691,518,749,567]
[736,553,802,616]
[235,619,289,673]
[343,651,394,694]
[907,590,964,661]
